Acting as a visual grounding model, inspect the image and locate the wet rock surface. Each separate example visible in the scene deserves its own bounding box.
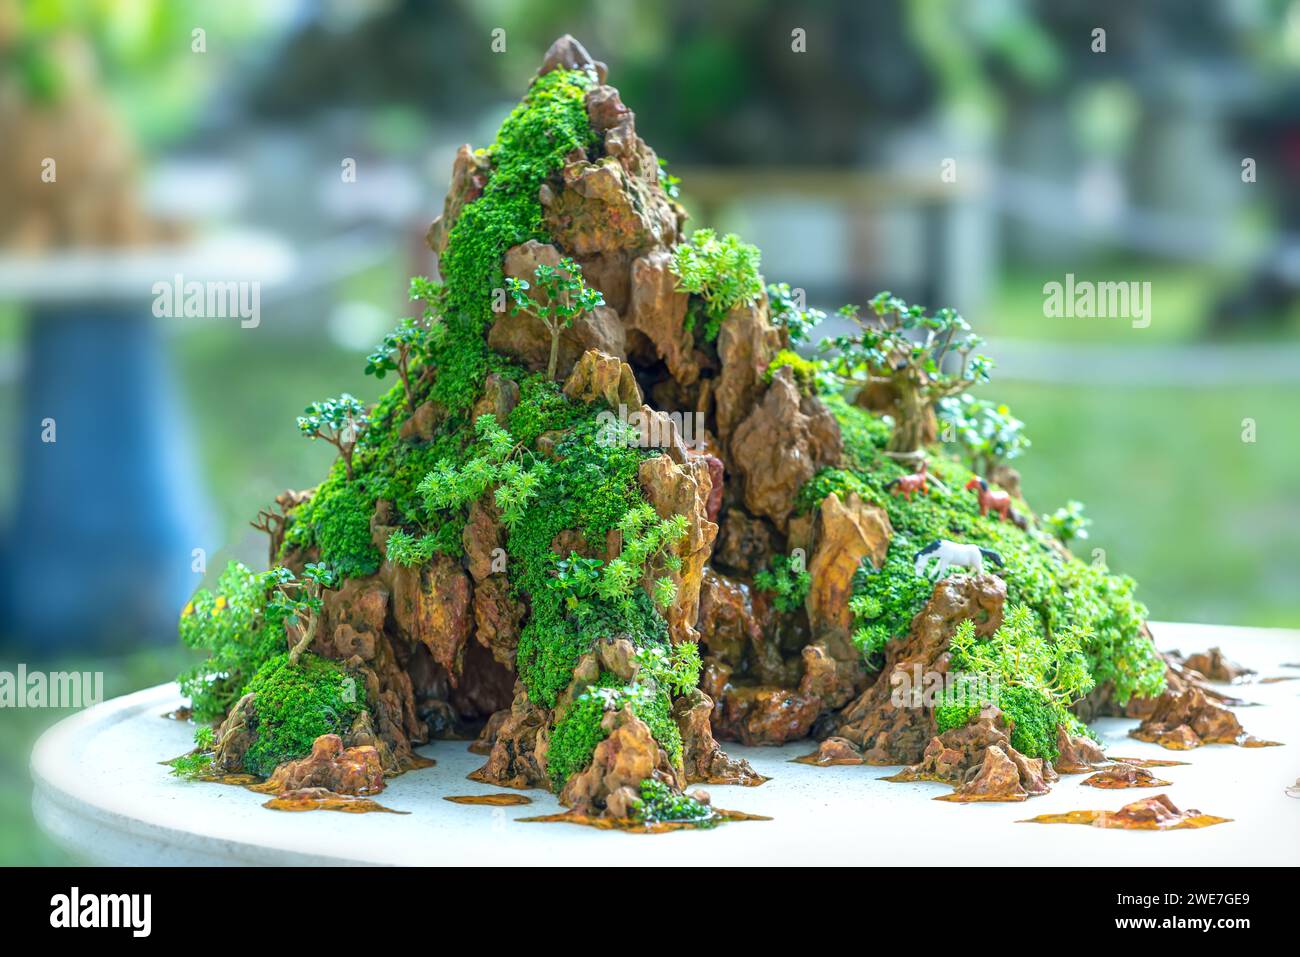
[258,734,385,796]
[1020,794,1230,830]
[730,367,842,531]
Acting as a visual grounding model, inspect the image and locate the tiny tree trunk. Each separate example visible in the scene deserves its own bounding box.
[546,324,561,380]
[287,613,318,666]
[888,385,931,454]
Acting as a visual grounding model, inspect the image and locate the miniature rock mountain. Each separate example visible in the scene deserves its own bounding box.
[174,36,1190,826]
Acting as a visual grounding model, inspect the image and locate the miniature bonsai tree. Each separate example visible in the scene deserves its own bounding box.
[938,394,1030,477]
[365,318,431,411]
[266,562,339,666]
[297,394,369,480]
[505,257,605,380]
[669,228,764,340]
[824,292,992,455]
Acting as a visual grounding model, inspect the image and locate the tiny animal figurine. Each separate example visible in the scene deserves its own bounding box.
[884,461,931,501]
[965,476,1013,522]
[914,540,1004,578]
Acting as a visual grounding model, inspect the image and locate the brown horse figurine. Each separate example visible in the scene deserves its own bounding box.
[965,476,1013,521]
[885,460,930,502]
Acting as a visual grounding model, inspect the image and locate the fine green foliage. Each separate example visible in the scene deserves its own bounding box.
[754,553,812,613]
[506,257,605,380]
[505,410,669,708]
[417,414,549,531]
[178,561,287,723]
[165,725,219,779]
[634,641,702,696]
[240,653,366,778]
[669,228,764,340]
[297,394,369,480]
[432,67,596,415]
[384,528,439,567]
[632,778,718,828]
[656,158,681,199]
[546,504,687,612]
[1042,500,1092,545]
[943,606,1094,759]
[822,293,992,453]
[165,751,213,779]
[767,281,825,344]
[938,394,1031,477]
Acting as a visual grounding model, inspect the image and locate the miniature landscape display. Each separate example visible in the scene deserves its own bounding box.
[167,37,1277,830]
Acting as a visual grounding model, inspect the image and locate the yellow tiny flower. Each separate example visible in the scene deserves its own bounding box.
[181,602,193,618]
[213,595,228,613]
[997,404,1009,415]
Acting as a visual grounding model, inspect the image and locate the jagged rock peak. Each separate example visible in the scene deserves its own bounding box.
[539,34,608,84]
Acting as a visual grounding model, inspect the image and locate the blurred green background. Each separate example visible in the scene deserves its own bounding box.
[2,0,1298,863]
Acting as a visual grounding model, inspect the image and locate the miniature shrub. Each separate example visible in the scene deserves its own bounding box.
[634,641,702,696]
[178,561,287,723]
[754,553,812,613]
[821,293,992,454]
[944,608,1094,761]
[669,228,764,340]
[937,394,1030,477]
[632,778,718,827]
[240,653,366,778]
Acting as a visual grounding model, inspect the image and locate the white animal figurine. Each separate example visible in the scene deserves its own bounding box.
[913,539,1004,578]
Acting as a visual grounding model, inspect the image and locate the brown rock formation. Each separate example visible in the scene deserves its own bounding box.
[1130,686,1248,749]
[806,491,891,639]
[559,706,678,815]
[562,349,644,410]
[730,367,842,531]
[672,688,767,786]
[638,453,719,644]
[1053,725,1108,774]
[261,734,385,796]
[835,574,1007,763]
[1176,647,1254,683]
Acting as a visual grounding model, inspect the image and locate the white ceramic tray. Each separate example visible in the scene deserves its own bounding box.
[30,621,1300,866]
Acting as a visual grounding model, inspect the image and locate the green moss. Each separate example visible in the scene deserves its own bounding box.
[282,465,381,577]
[765,348,821,392]
[240,653,366,778]
[632,777,718,828]
[996,684,1060,760]
[507,412,664,707]
[433,68,597,415]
